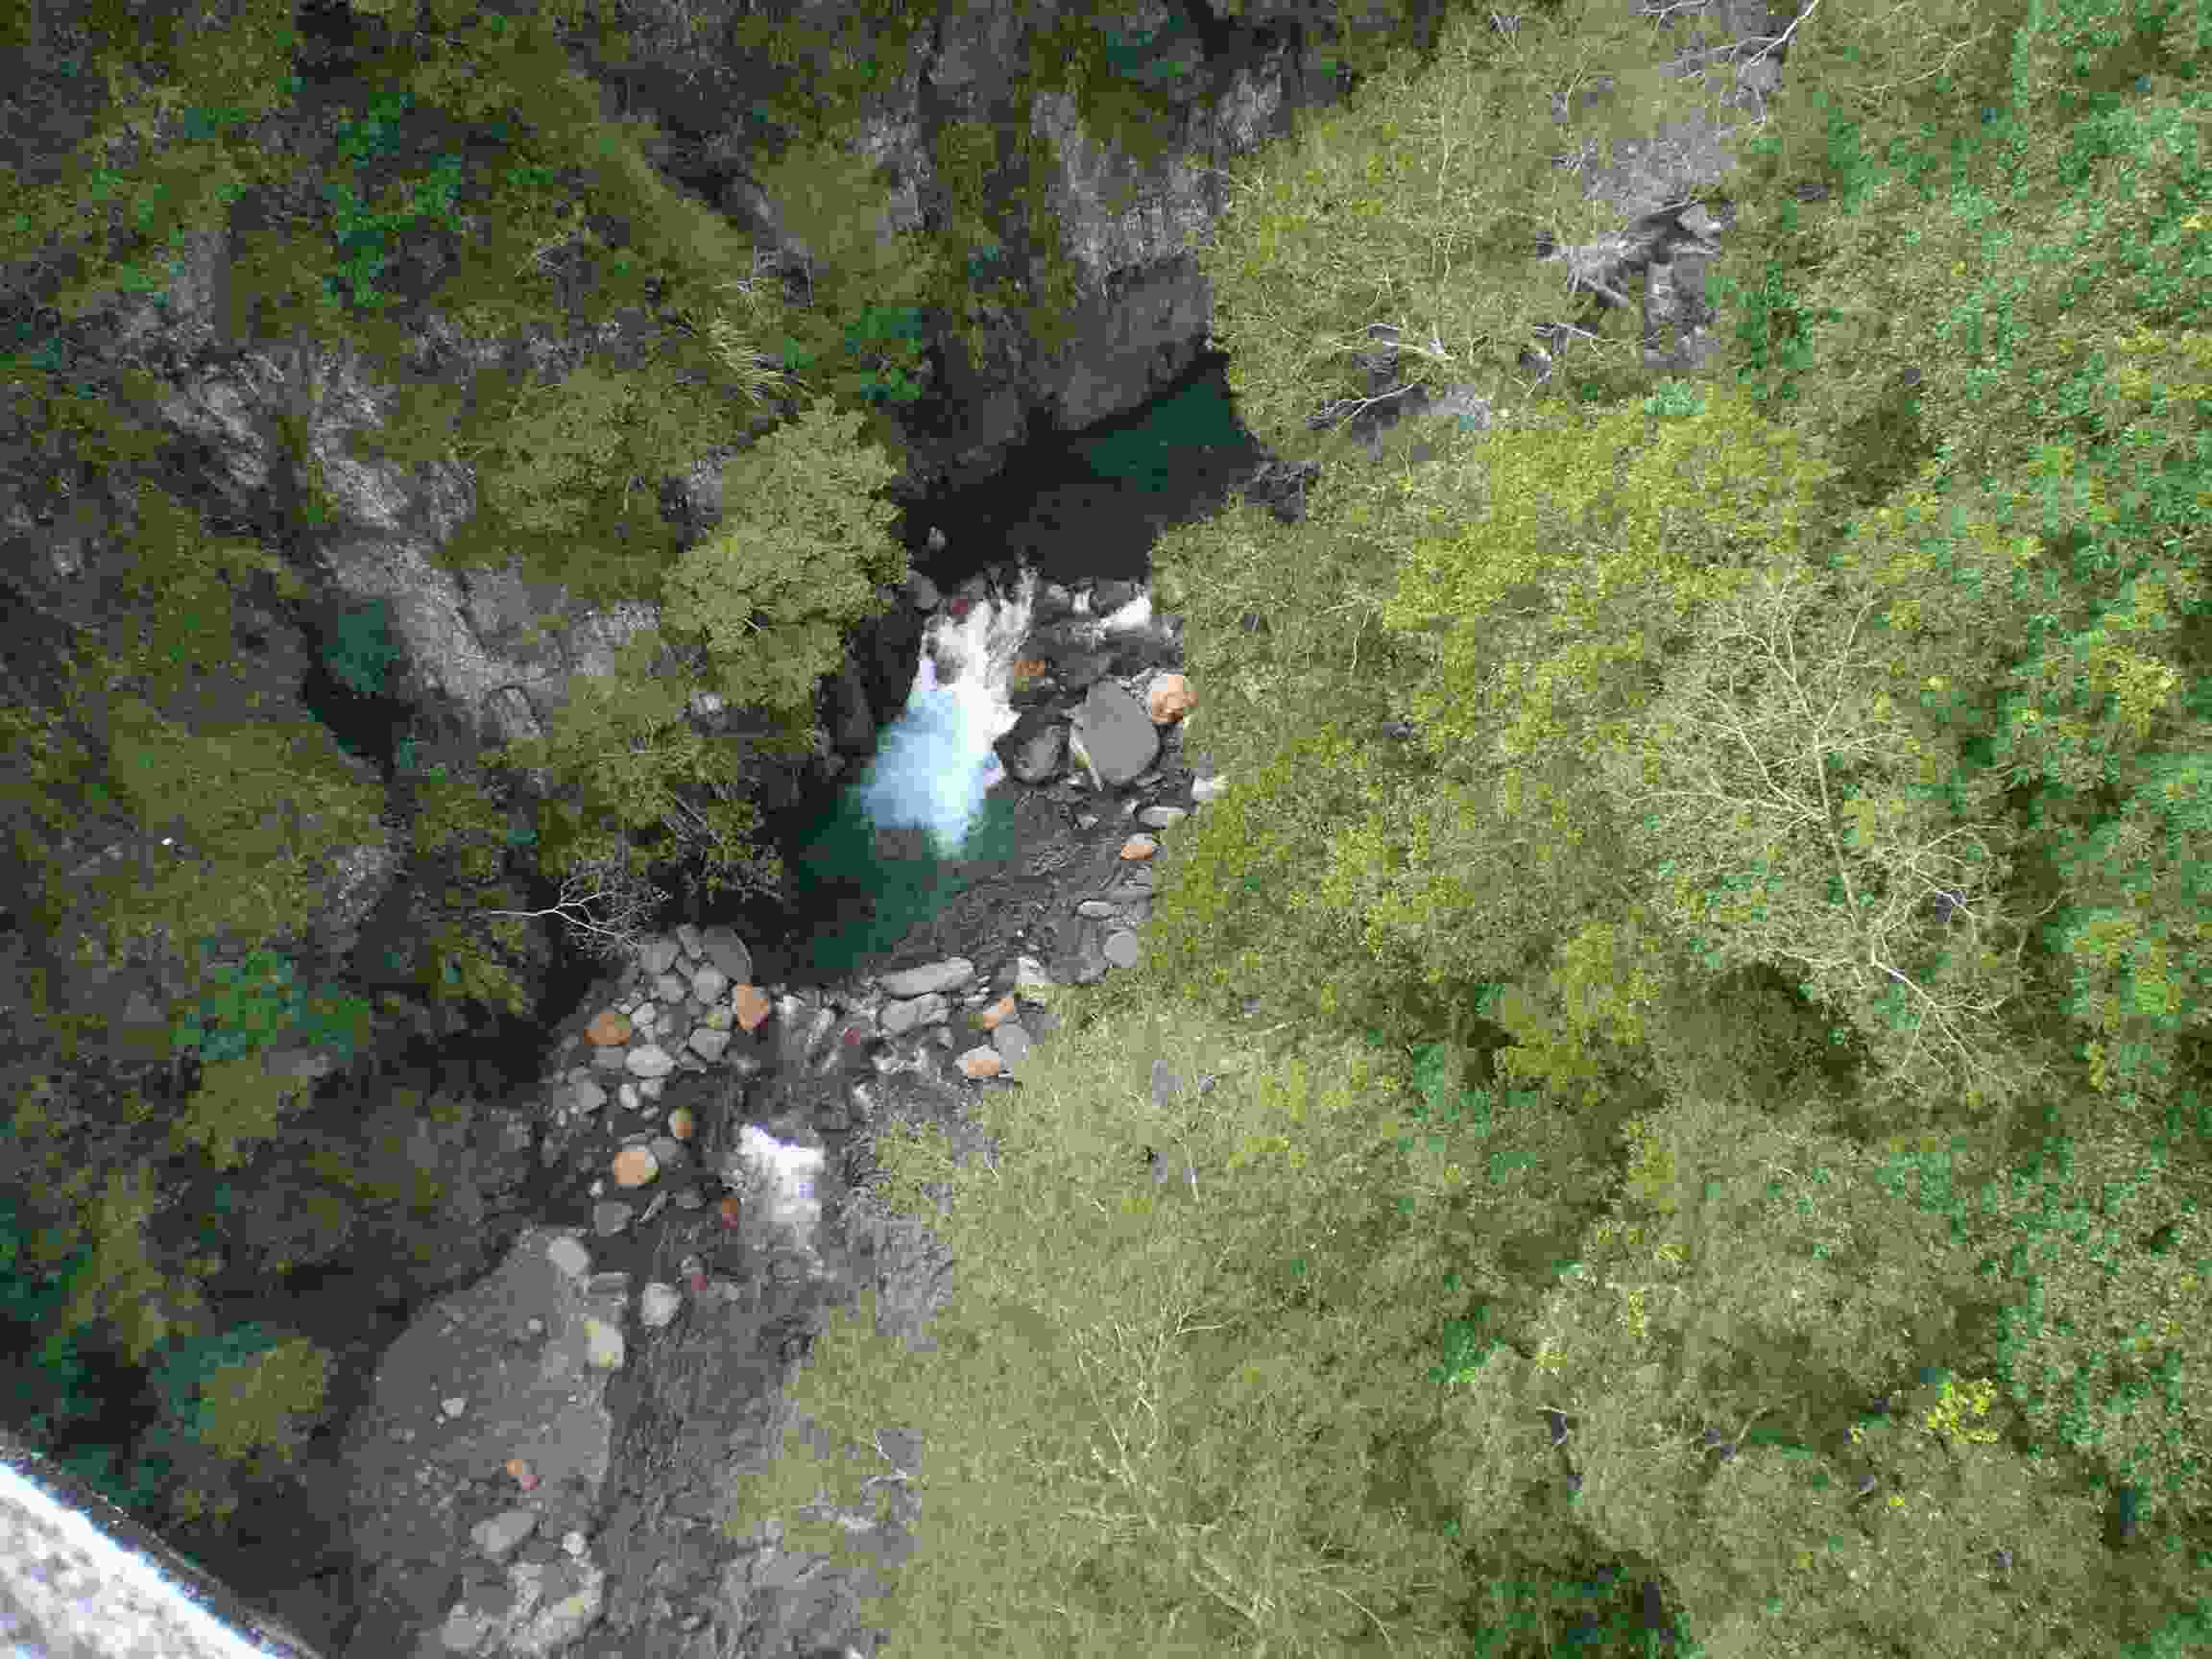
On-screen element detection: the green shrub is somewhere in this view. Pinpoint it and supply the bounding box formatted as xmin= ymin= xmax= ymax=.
xmin=1 ymin=1192 xmax=179 ymax=1515
xmin=50 ymin=1165 xmax=204 ymax=1369
xmin=2121 ymin=1595 xmax=2212 ymax=1658
xmin=307 ymin=91 xmax=474 ymax=315
xmin=149 ymin=1323 xmax=286 ymax=1431
xmin=659 ymin=396 xmax=908 ymax=724
xmin=58 ymin=1438 xmax=177 ymax=1516
xmin=0 ymin=1198 xmax=80 ymax=1330
xmin=331 ymin=90 xmax=414 ymax=167
xmin=1960 ymin=1131 xmax=2212 ymax=1528
xmin=168 ymin=948 xmax=373 ymax=1069
xmin=321 ymin=154 xmax=469 ymax=315
xmin=843 ymin=302 xmax=931 ymax=406
xmin=964 ymin=241 xmax=1010 ymax=285
xmin=1100 ymin=14 xmax=1204 ymax=89
xmin=1 ymin=1193 xmax=97 ymax=1439
xmin=140 ymin=1318 xmax=330 ymax=1526
xmin=386 ymin=755 xmax=544 ymax=1016
xmin=170 ymin=950 xmax=298 ymax=1062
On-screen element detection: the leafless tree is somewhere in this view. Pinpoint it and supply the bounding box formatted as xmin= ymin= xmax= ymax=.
xmin=480 ymin=853 xmax=668 ymax=960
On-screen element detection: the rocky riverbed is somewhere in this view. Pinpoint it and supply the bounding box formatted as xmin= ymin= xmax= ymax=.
xmin=328 ymin=565 xmax=1244 ymax=1659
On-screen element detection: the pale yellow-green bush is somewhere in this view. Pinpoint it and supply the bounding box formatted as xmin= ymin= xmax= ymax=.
xmin=728 ymin=992 xmax=1494 ymax=1658
xmin=1193 ymin=0 xmax=1739 ymax=464
xmin=170 ymin=1056 xmax=313 ymax=1174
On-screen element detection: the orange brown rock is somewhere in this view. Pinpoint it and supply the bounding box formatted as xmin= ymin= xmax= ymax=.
xmin=1146 ymin=673 xmax=1194 ymax=724
xmin=732 ymin=984 xmax=771 ymax=1032
xmin=958 ymin=1047 xmax=1004 ymax=1078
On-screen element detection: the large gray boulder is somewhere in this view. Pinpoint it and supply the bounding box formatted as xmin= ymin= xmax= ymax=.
xmin=1070 ymin=680 xmax=1161 ymax=786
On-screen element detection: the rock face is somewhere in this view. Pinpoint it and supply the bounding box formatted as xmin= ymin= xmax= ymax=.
xmin=1017 ymin=62 xmax=1286 ymax=437
xmin=669 ymin=0 xmax=1334 ymax=490
xmin=60 ymin=0 xmax=1331 ymax=792
xmin=340 ymin=1225 xmax=627 ymax=1659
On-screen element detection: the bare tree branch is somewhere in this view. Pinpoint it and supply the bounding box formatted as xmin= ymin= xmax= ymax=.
xmin=1305 ymin=379 xmax=1427 ymax=433
xmin=1610 ymin=569 xmax=2036 ymax=1102
xmin=480 ymin=854 xmax=668 ymax=960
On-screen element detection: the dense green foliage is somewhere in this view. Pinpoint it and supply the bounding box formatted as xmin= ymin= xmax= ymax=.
xmin=756 ymin=1 xmax=2212 ymax=1653
xmin=320 ymin=94 xmax=470 ymax=314
xmin=1100 ymin=12 xmax=1207 ymax=91
xmin=842 ymin=303 xmax=931 ymax=406
xmin=0 ymin=1195 xmax=172 ymax=1513
xmin=658 ymin=396 xmax=910 ymax=724
xmin=138 ymin=1318 xmax=330 ymax=1526
xmin=168 ymin=947 xmax=374 ymax=1068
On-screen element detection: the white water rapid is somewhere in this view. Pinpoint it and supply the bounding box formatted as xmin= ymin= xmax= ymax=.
xmin=854 ymin=566 xmax=1039 ymax=856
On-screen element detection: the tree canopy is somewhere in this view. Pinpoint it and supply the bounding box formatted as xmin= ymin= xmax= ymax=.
xmin=761 ymin=1 xmax=2212 ymax=1652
